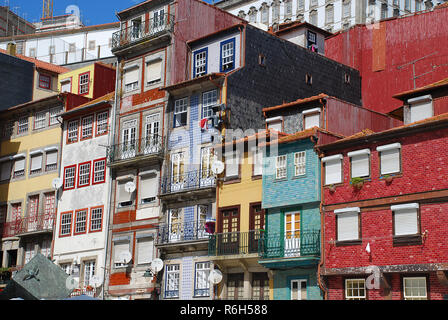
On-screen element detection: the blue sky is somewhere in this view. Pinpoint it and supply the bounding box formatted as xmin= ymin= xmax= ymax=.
xmin=4 ymin=0 xmax=215 ymax=26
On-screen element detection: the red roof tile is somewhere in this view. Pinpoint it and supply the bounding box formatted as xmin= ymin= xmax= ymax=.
xmin=0 ymin=48 xmax=70 ymax=74
xmin=393 ymin=77 xmax=448 ymax=100
xmin=262 ymin=93 xmax=329 ymax=113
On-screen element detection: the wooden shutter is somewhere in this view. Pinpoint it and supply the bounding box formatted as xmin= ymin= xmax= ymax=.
xmin=394 ymin=208 xmax=418 ymax=236
xmin=137 ymin=237 xmax=153 ymax=265
xmin=337 ymin=212 xmax=359 ymax=241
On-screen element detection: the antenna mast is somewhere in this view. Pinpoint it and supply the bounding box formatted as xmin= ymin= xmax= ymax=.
xmin=42 ymin=0 xmax=54 ymax=19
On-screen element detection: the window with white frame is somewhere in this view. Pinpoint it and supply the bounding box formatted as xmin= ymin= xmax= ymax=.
xmin=345 ymin=279 xmax=366 ymax=300
xmin=343 ymin=0 xmax=351 ymax=18
xmin=403 ymin=277 xmax=427 ymax=300
xmin=17 ymin=116 xmax=29 ymax=135
xmin=146 ymin=59 xmax=162 ymax=85
xmin=3 ymin=121 xmax=14 ymax=138
xmin=303 ymin=108 xmax=321 ymax=129
xmin=64 ymin=166 xmax=76 ymax=189
xmin=174 ymin=98 xmax=188 ymax=127
xmin=335 ymin=207 xmax=360 ymax=242
xmin=194 ymin=262 xmax=210 ymax=297
xmin=60 ymin=79 xmax=72 ymax=93
xmin=323 ymin=154 xmax=343 ymax=185
xmin=124 ymin=66 xmax=139 ymax=93
xmin=253 ymin=149 xmax=263 ymax=176
xmin=67 ymin=120 xmax=79 ymax=143
xmin=294 ymin=151 xmax=306 ymax=176
xmin=221 ymin=39 xmax=235 ymax=72
xmin=225 ymin=151 xmax=239 ymax=178
xmin=96 ymin=111 xmax=108 ymax=135
xmin=13 ymin=156 xmax=25 ymax=178
xmin=377 ymin=143 xmax=401 ymax=175
xmin=348 ymin=149 xmax=370 ymax=178
xmin=202 ymin=90 xmax=217 ymax=119
xmin=139 ymin=171 xmax=158 ymax=204
xmin=165 ymin=264 xmax=180 ymax=298
xmin=90 ymin=207 xmax=103 ymax=232
xmin=408 ymin=95 xmax=433 ymax=123
xmin=49 ymin=106 xmax=63 ymax=125
xmin=194 ymin=49 xmax=207 ymax=78
xmin=309 ymin=10 xmax=318 ymax=25
xmin=60 ymin=212 xmax=73 ymax=236
xmin=326 ymin=4 xmax=334 ymax=24
xmin=276 ymin=155 xmax=287 ymax=179
xmin=272 ymin=1 xmax=280 ymax=21
xmin=0 ymin=160 xmax=12 ymax=181
xmin=78 ymin=162 xmax=91 ymax=187
xmin=30 ymin=152 xmax=43 ymax=175
xmin=297 ymin=0 xmax=305 ymax=11
xmin=24 ymin=242 xmax=36 ymax=264
xmin=145 ymin=114 xmax=160 ymax=152
xmin=79 ymin=73 xmax=90 ymax=95
xmin=381 ymin=3 xmax=388 ymax=19
xmin=114 ymin=241 xmax=130 ymax=268
xmin=291 ymin=280 xmax=307 ymax=300
xmin=392 ymin=203 xmax=419 ymax=237
xmin=284 ymin=0 xmax=292 ymax=16
xmin=34 ymin=111 xmax=47 ymax=130
xmin=136 ymin=236 xmax=153 ymax=265
xmin=60 ymin=263 xmax=72 ymax=275
xmin=261 ymin=5 xmax=269 ymax=25
xmin=81 ymin=115 xmax=93 ymax=139
xmin=40 ymin=239 xmax=51 ymax=258
xmin=249 ymin=8 xmax=257 ymax=22
xmin=83 ymin=260 xmax=96 ymax=287
xmin=117 ymin=179 xmax=134 ymax=207
xmin=266 ymin=117 xmax=283 ymax=132
xmin=93 ymin=159 xmax=106 ymax=184
xmin=75 ymin=209 xmax=87 ymax=234
xmin=45 ymin=150 xmax=58 ymax=172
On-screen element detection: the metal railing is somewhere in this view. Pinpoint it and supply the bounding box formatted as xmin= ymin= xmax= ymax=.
xmin=2 ymin=213 xmax=55 ymax=238
xmin=258 ymin=230 xmax=320 ymax=259
xmin=160 ymin=170 xmax=216 ymax=195
xmin=70 ymin=286 xmax=97 ymax=298
xmin=208 ymin=230 xmax=263 ymax=257
xmin=157 ymin=220 xmax=210 ymax=245
xmin=112 ymin=14 xmax=174 ymax=50
xmin=107 ymin=135 xmax=163 ymax=164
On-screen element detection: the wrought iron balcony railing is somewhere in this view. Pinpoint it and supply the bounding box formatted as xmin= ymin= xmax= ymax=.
xmin=70 ymin=286 xmax=97 ymax=298
xmin=157 ymin=220 xmax=211 ymax=245
xmin=160 ymin=170 xmax=216 ymax=195
xmin=258 ymin=230 xmax=320 ymax=259
xmin=107 ymin=135 xmax=163 ymax=165
xmin=2 ymin=213 xmax=55 ymax=238
xmin=208 ymin=230 xmax=263 ymax=257
xmin=112 ymin=14 xmax=174 ymax=50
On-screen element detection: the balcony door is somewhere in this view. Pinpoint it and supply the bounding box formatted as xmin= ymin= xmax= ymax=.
xmin=249 ymin=203 xmax=265 ymax=253
xmin=130 ymin=18 xmax=142 ymax=41
xmin=121 ymin=120 xmax=137 ymax=159
xmin=285 ymin=212 xmax=300 ymax=257
xmin=218 ymin=207 xmax=240 ymax=255
xmin=227 ymin=273 xmax=244 ymax=300
xmin=27 ymin=195 xmax=39 ymax=232
xmin=200 ymin=147 xmax=214 ymax=187
xmin=152 ymin=8 xmax=165 ymax=32
xmin=144 ymin=114 xmax=160 ymax=155
xmin=168 ymin=208 xmax=183 ymax=243
xmin=43 ymin=192 xmax=55 ymax=230
xmin=171 ymin=152 xmax=185 ymax=192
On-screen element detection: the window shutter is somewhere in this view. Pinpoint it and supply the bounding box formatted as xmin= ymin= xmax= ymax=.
xmin=225 ymin=152 xmax=239 ymax=177
xmin=118 ymin=181 xmax=132 ymax=203
xmin=46 ymin=151 xmax=58 ymax=165
xmin=324 ymin=158 xmax=342 ymax=185
xmin=137 ymin=238 xmax=153 ymax=264
xmin=14 ymin=158 xmax=25 ymax=172
xmin=1 ymin=161 xmax=12 ymax=180
xmin=337 ymin=212 xmax=359 ymax=241
xmin=31 ymin=154 xmax=43 ymax=171
xmin=124 ymin=67 xmax=139 ymax=85
xmin=351 ymin=154 xmax=369 ymax=177
xmin=268 ymin=121 xmax=282 ymax=132
xmin=394 ymin=208 xmax=418 ymax=235
xmin=253 ymin=150 xmax=263 ymax=176
xmin=410 ymin=101 xmax=432 ymax=123
xmin=147 ymin=60 xmax=162 ymax=83
xmin=114 ymin=242 xmax=129 ymax=263
xmin=304 ymin=113 xmax=320 ymax=129
xmin=380 ymin=148 xmax=400 ymax=174
xmin=140 ymin=174 xmax=157 ymax=201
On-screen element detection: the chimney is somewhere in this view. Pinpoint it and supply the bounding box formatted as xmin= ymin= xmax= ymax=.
xmin=7 ymin=42 xmax=17 ymax=56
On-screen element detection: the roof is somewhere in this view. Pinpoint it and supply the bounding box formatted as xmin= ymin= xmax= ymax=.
xmin=7 ymin=93 xmax=62 ymax=111
xmin=0 ymin=49 xmax=70 ymax=74
xmin=436 ymin=2 xmax=448 ymax=9
xmin=162 ymin=73 xmax=226 ymax=91
xmin=217 ymin=129 xmax=289 ymax=149
xmin=261 ymin=127 xmax=344 ymax=147
xmin=187 ymin=23 xmax=246 ymax=47
xmin=393 ymin=77 xmax=448 ymax=100
xmin=262 ymin=93 xmax=329 ymax=113
xmin=270 ymin=21 xmax=333 ymax=38
xmin=61 ymin=91 xmax=115 ymax=116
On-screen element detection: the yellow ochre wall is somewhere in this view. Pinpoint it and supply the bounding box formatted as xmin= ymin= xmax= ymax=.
xmin=58 ymin=64 xmax=95 ymax=99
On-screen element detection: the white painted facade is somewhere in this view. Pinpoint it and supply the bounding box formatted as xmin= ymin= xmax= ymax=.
xmin=52 ymin=104 xmax=112 ymax=297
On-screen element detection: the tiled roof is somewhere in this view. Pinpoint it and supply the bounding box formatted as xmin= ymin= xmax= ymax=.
xmin=162 ymin=73 xmax=226 ymax=91
xmin=393 ymin=77 xmax=448 ymax=100
xmin=62 ymin=91 xmax=115 ymax=115
xmin=0 ymin=48 xmax=70 ymax=74
xmin=217 ymin=129 xmax=289 ymax=148
xmin=261 ymin=127 xmax=344 ymax=147
xmin=262 ymin=94 xmax=329 ymax=113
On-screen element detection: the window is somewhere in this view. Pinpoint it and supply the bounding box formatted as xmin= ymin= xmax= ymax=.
xmin=225 ymin=151 xmax=239 ymax=178
xmin=284 ymin=0 xmax=292 ymax=17
xmin=60 ymin=79 xmax=72 ymax=93
xmin=146 ymin=59 xmax=162 ymax=85
xmin=153 ymin=8 xmax=166 ymax=29
xmin=348 ymin=149 xmax=370 ymax=178
xmin=276 ymin=155 xmax=287 ymax=179
xmin=93 ymin=159 xmax=106 ymax=184
xmin=113 ymin=241 xmax=130 ymax=268
xmin=139 ymin=171 xmax=158 ymax=204
xmin=326 ymin=5 xmax=334 ymax=24
xmin=227 ymin=273 xmax=244 ymax=300
xmin=297 ymin=0 xmax=305 ymax=11
xmin=83 ymin=260 xmax=96 ymax=287
xmin=81 ymin=116 xmax=93 ymax=139
xmin=193 ymin=48 xmax=207 ymax=78
xmin=30 ymin=152 xmax=43 ymax=175
xmin=17 ymin=116 xmax=29 ymax=135
xmin=39 ymin=74 xmax=51 ymax=90
xmin=416 ymin=0 xmax=422 ymax=11
xmin=294 ymin=152 xmax=306 ymax=176
xmin=74 ymin=209 xmax=88 ymax=234
xmin=261 ymin=5 xmax=269 ymax=25
xmin=202 ymin=90 xmax=218 ymax=119
xmin=144 ymin=114 xmax=160 ymax=153
xmin=252 ymin=273 xmax=269 ymax=300
xmin=408 ymin=95 xmax=433 ymax=123
xmin=291 ymin=280 xmax=307 ymax=300
xmin=253 ymin=149 xmax=263 ymax=176
xmin=29 ymin=48 xmax=36 ymax=58
xmin=392 ymin=203 xmax=419 ymax=237
xmin=40 ymin=239 xmax=51 ymax=258
xmin=309 ymin=10 xmax=318 ymax=25
xmin=69 ymin=43 xmax=76 ymax=53
xmin=220 ymin=39 xmax=235 ymax=72
xmin=67 ymin=120 xmax=79 ymax=143
xmin=335 ymin=207 xmax=360 ymax=242
xmin=403 ymin=277 xmax=427 ymax=300
xmin=79 ymin=73 xmax=90 ymax=95
xmin=60 ymin=263 xmax=72 ymax=275
xmin=63 ymin=165 xmax=76 ymax=190
xmin=266 ymin=117 xmax=283 ymax=132
xmin=303 ymin=108 xmax=320 ymax=129
xmin=0 ymin=205 xmax=6 ymax=224
xmin=3 ymin=121 xmax=14 ymax=138
xmin=88 ymin=40 xmax=96 ymax=51
xmin=60 ymin=212 xmax=73 ymax=236
xmin=45 ymin=150 xmax=58 ymax=172
xmin=249 ymin=8 xmax=257 ymax=22
xmin=124 ymin=66 xmax=139 ymax=93
xmin=194 ymin=262 xmax=210 ymax=297
xmin=165 ymin=264 xmax=180 ymax=298
xmin=96 ymin=111 xmax=108 ymax=136
xmin=405 ymin=0 xmax=411 ymax=11
xmin=345 ymin=279 xmax=366 ymax=300
xmin=24 ymin=243 xmax=36 ymax=264
xmin=90 ymin=207 xmax=103 ymax=232
xmin=44 ymin=192 xmax=55 ymax=216
xmin=0 ymin=160 xmax=12 ymax=181
xmin=174 ymin=98 xmax=188 ymax=127
xmin=78 ymin=162 xmax=91 ymax=187
xmin=13 ymin=157 xmax=25 ymax=178
xmin=381 ymin=3 xmax=388 ymax=19
xmin=49 ymin=106 xmax=63 ymax=125
xmin=343 ymin=0 xmax=351 ymax=18
xmin=200 ymin=147 xmax=213 ymax=180
xmin=136 ymin=237 xmax=153 ymax=265
xmin=117 ymin=179 xmax=134 ymax=207
xmin=323 ymin=154 xmax=343 ymax=185
xmin=377 ymin=143 xmax=401 ymax=175
xmin=34 ymin=111 xmax=47 ymax=129
xmin=272 ymin=1 xmax=280 ymax=22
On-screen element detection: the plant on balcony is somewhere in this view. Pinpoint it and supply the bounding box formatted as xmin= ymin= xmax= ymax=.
xmin=383 ymin=174 xmax=394 ymax=184
xmin=350 ymin=177 xmax=364 ymax=190
xmin=86 ymin=285 xmax=94 ymax=291
xmin=328 ymin=184 xmax=336 ymax=193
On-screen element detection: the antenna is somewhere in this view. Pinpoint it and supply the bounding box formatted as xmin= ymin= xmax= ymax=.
xmin=42 ymin=0 xmax=54 ymax=20
xmin=397 ymin=52 xmax=439 ymax=89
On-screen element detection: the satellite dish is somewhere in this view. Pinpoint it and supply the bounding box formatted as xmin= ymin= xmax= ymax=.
xmin=52 ymin=178 xmax=63 ymax=190
xmin=211 ymin=160 xmax=225 ymax=175
xmin=208 ymin=269 xmax=223 ymax=284
xmin=125 ymin=181 xmax=136 ymax=193
xmin=151 ymin=258 xmax=164 ymax=273
xmin=119 ymin=251 xmax=132 ymax=264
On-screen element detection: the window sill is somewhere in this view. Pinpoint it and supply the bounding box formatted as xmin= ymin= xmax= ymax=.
xmin=251 ymin=175 xmax=262 ymax=181
xmin=393 ymin=235 xmax=422 ymax=247
xmin=335 ymin=239 xmax=362 ymax=247
xmin=223 ymin=177 xmax=241 ymax=185
xmin=274 ymin=177 xmax=288 ymax=182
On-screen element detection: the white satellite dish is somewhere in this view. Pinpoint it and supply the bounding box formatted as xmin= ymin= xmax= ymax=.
xmin=211 ymin=160 xmax=225 ymax=175
xmin=125 ymin=181 xmax=136 ymax=193
xmin=119 ymin=251 xmax=132 ymax=264
xmin=52 ymin=178 xmax=63 ymax=190
xmin=208 ymin=269 xmax=223 ymax=284
xmin=151 ymin=258 xmax=164 ymax=273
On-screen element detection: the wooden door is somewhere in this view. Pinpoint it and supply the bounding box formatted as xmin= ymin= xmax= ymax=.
xmin=249 ymin=203 xmax=265 ymax=253
xmin=218 ymin=207 xmax=240 ymax=255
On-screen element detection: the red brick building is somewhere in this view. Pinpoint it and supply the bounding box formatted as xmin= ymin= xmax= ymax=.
xmin=316 ymin=79 xmax=448 ymax=300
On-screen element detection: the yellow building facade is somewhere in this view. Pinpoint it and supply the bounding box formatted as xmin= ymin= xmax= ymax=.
xmin=58 ymin=64 xmax=96 ymax=98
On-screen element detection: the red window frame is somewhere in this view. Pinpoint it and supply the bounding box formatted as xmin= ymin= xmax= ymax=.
xmin=39 ymin=74 xmax=51 ymax=90
xmin=63 ymin=165 xmax=77 ymax=190
xmin=81 ymin=115 xmax=94 ymax=140
xmin=92 ymin=158 xmax=106 ymax=185
xmin=67 ymin=119 xmax=79 ymax=144
xmin=77 ymin=161 xmax=91 ymax=188
xmin=74 ymin=208 xmax=88 ymax=235
xmin=59 ymin=211 xmax=73 ymax=237
xmin=95 ymin=110 xmax=109 ymax=137
xmin=78 ymin=72 xmax=90 ymax=96
xmin=89 ymin=205 xmax=104 ymax=233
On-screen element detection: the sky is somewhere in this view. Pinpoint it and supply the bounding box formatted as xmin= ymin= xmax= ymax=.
xmin=3 ymin=0 xmax=215 ymax=26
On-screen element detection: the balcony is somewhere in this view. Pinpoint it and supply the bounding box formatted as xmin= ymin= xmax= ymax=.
xmin=107 ymin=135 xmax=163 ymax=168
xmin=208 ymin=230 xmax=263 ymax=257
xmin=160 ymin=170 xmax=216 ymax=202
xmin=69 ymin=286 xmax=97 ymax=298
xmin=2 ymin=213 xmax=55 ymax=238
xmin=258 ymin=230 xmax=320 ymax=268
xmin=156 ymin=221 xmax=211 ymax=252
xmin=112 ymin=14 xmax=174 ymax=54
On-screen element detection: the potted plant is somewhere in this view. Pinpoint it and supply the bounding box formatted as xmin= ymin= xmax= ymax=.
xmin=350 ymin=177 xmax=364 ymax=190
xmin=328 ymin=184 xmax=336 ymax=193
xmin=383 ymin=174 xmax=393 ymax=184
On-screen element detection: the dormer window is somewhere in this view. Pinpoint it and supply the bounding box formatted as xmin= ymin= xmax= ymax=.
xmin=194 ymin=48 xmax=208 ymax=78
xmin=220 ymin=38 xmax=235 ymax=72
xmin=303 ymin=108 xmax=320 ymax=129
xmin=266 ymin=116 xmax=283 ymax=132
xmin=408 ymin=95 xmax=433 ymax=124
